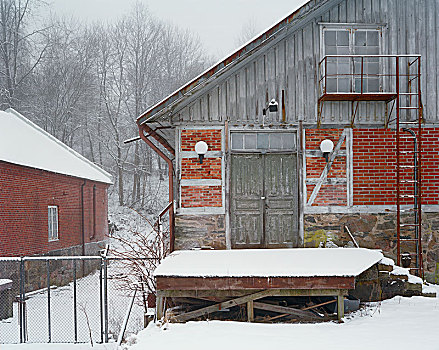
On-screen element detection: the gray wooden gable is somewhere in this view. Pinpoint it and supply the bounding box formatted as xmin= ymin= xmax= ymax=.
xmin=143 ymin=0 xmax=439 ymax=131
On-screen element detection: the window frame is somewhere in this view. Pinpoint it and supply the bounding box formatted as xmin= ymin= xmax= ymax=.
xmin=320 ymin=23 xmax=386 ymax=93
xmin=48 ymin=205 xmax=59 ymax=242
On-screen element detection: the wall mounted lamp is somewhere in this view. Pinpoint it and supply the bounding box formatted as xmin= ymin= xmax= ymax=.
xmin=320 ymin=139 xmax=334 ymax=162
xmin=195 ymin=141 xmax=208 ymax=164
xmin=262 ymin=99 xmax=279 ymax=115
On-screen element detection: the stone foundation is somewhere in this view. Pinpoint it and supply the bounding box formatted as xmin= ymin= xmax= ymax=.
xmin=304 ymin=212 xmax=439 ymax=276
xmin=175 ymin=214 xmax=226 ymax=250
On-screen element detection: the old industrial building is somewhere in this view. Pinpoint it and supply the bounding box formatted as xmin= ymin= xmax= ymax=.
xmin=136 ymin=0 xmax=439 ymax=279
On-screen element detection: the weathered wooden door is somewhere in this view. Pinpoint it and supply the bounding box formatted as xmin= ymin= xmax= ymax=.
xmin=231 ymin=153 xmax=298 ymax=248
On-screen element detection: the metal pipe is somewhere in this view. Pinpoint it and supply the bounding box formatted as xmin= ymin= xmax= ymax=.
xmin=80 ymin=180 xmax=87 ymax=257
xmin=90 ymin=185 xmax=96 ymax=240
xmin=117 ymin=287 xmax=137 ymax=346
xmin=47 ymin=260 xmax=51 ymax=343
xmin=417 ymin=58 xmax=424 ymax=279
xmin=138 ymin=124 xmax=175 ymax=252
xmin=73 ymin=259 xmax=78 ymax=343
xmin=396 ymin=56 xmax=401 ymax=266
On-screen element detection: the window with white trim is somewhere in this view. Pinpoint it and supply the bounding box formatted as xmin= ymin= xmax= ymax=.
xmin=322 ymin=25 xmax=382 ymax=93
xmin=48 ymin=206 xmax=59 ymax=241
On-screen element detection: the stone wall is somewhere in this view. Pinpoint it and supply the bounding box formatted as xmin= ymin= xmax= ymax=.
xmin=175 ymin=214 xmax=226 ymax=250
xmin=304 ymin=212 xmax=439 ymax=278
xmin=0 ymin=240 xmax=106 ymax=295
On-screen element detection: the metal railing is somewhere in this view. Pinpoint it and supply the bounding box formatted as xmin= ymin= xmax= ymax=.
xmin=318 ymin=54 xmax=421 ymax=97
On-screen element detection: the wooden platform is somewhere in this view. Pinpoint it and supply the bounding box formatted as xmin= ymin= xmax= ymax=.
xmin=155 ymin=248 xmax=383 ymax=322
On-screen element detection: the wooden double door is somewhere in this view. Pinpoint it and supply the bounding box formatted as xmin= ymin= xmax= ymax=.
xmin=231 ymin=153 xmax=299 ymax=248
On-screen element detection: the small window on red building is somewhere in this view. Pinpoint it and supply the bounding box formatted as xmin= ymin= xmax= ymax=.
xmin=48 ymin=206 xmax=59 ymax=241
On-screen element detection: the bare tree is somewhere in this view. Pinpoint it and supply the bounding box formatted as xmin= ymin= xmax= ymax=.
xmin=234 ymin=17 xmax=261 ymax=48
xmin=0 ymin=0 xmax=48 ymax=109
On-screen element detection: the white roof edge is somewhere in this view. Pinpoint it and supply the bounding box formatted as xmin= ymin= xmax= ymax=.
xmin=4 ymin=108 xmax=113 ymax=184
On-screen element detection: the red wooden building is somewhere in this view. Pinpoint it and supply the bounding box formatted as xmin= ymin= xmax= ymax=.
xmin=0 ymin=108 xmax=112 ymax=257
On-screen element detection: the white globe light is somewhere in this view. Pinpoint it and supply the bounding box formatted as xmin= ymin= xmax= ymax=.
xmin=320 ymin=139 xmax=334 ymax=153
xmin=195 ymin=141 xmax=208 ymax=155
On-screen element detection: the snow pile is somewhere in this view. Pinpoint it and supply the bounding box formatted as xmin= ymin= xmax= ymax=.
xmin=379 ymin=257 xmax=395 ymax=266
xmin=128 ymin=292 xmax=439 ymax=350
xmin=0 ymin=108 xmax=112 ymax=184
xmin=154 ymin=248 xmax=383 ymax=278
xmin=390 ymin=266 xmax=423 ymax=284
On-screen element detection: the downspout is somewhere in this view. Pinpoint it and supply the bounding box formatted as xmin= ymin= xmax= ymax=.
xmin=81 ymin=180 xmax=87 ymax=256
xmin=90 ymin=184 xmax=96 ymax=240
xmin=138 ymin=124 xmax=175 ymax=252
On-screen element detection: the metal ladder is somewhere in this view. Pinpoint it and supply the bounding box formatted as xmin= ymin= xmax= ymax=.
xmin=395 ymin=56 xmax=423 ymax=278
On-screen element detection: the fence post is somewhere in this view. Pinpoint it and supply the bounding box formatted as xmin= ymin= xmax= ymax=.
xmin=73 ymin=259 xmax=78 ymax=343
xmin=99 ymin=256 xmax=104 ymax=344
xmin=104 ymin=256 xmax=108 ymax=343
xmin=19 ymin=258 xmax=25 ymax=343
xmin=47 ymin=260 xmax=51 ymax=343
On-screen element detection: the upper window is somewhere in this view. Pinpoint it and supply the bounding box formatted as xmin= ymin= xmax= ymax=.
xmin=48 ymin=206 xmax=59 ymax=241
xmin=322 ymin=25 xmax=381 ymax=93
xmin=231 ymin=132 xmax=296 ymax=152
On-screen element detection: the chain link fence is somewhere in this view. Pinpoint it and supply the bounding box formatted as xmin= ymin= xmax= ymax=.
xmin=0 ymin=256 xmax=154 ymax=345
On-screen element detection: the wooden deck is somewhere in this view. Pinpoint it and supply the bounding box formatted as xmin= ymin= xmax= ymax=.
xmin=155 ymin=248 xmax=383 ymax=322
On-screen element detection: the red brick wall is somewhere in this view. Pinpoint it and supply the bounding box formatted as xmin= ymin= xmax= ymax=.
xmin=181 ymin=158 xmax=222 ymax=179
xmin=353 ymin=128 xmax=439 ymax=205
xmin=306 ymin=129 xmax=347 ymax=205
xmin=181 ymin=186 xmax=222 ymax=207
xmin=180 ymin=129 xmax=223 ymax=208
xmin=181 ymin=129 xmax=222 ymax=151
xmin=0 ymin=161 xmax=109 ymax=257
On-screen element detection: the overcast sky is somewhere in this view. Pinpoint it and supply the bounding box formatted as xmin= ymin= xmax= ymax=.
xmin=49 ymin=0 xmax=307 ymax=59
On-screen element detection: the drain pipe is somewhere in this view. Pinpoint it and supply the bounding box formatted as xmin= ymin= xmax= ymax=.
xmin=80 ymin=180 xmax=87 ymax=257
xmin=138 ymin=124 xmax=175 ymax=252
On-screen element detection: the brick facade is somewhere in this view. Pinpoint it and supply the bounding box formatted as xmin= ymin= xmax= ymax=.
xmin=0 ymin=161 xmax=109 ymax=257
xmin=353 ymin=128 xmax=439 ymax=206
xmin=179 ymin=129 xmax=223 ymax=208
xmin=305 ymin=129 xmax=347 ymax=206
xmin=305 ymin=127 xmax=439 ymax=207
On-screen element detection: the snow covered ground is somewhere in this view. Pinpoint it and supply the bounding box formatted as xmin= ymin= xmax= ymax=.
xmin=3 ymin=285 xmax=438 ymax=350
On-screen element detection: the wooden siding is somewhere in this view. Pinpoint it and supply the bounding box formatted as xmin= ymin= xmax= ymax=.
xmin=169 ymin=0 xmax=439 ymax=126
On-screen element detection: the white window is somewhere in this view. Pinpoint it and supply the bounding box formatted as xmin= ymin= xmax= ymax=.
xmin=322 ymin=25 xmax=382 ymax=93
xmin=48 ymin=206 xmax=59 ymax=241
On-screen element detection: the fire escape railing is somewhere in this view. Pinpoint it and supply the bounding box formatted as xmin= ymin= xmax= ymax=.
xmin=317 ymin=54 xmax=424 ymax=277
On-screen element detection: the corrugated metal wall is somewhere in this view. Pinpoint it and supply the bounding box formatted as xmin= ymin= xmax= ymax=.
xmin=171 ymin=0 xmax=438 ymax=126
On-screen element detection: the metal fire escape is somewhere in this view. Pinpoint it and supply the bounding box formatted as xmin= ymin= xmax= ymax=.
xmin=318 ymin=55 xmax=424 ymax=277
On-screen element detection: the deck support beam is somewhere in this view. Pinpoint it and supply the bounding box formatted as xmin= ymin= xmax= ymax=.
xmin=337 ymin=293 xmax=344 ymax=321
xmin=247 ymin=300 xmax=254 ymax=322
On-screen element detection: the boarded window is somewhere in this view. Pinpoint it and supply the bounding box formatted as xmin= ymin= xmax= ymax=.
xmin=48 ymin=206 xmax=59 ymax=241
xmin=231 ymin=132 xmax=296 ymax=151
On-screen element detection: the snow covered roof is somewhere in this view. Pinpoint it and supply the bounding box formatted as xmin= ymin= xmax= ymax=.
xmin=0 ymin=108 xmax=112 ymax=184
xmin=154 ymin=248 xmax=384 ymax=278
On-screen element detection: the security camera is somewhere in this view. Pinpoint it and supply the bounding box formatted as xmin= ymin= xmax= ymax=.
xmin=268 ymin=99 xmax=278 ymax=112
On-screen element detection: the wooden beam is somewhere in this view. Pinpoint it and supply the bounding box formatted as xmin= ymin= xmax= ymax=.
xmin=156 ymin=276 xmax=355 ymax=291
xmin=307 ymin=130 xmax=347 ymax=206
xmin=247 ymin=300 xmax=254 ymax=322
xmin=253 ymin=302 xmax=322 ymax=320
xmin=159 ymin=289 xmax=349 ymax=298
xmin=337 ymin=293 xmax=345 ymax=321
xmin=173 ymin=289 xmax=278 ymax=322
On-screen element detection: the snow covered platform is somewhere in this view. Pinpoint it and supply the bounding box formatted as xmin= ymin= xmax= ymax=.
xmin=155 ymin=248 xmax=383 ymax=322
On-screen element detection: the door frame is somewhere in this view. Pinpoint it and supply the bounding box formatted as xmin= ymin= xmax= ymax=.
xmin=227 ymin=128 xmax=301 ymax=249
